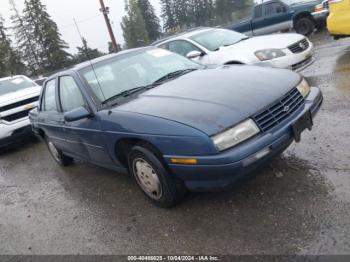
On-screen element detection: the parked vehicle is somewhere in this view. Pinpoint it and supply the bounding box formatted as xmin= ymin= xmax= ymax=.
xmin=30 ymin=47 xmax=323 ymax=208
xmin=312 ymin=0 xmax=329 ymax=22
xmin=327 ymin=0 xmax=350 ymax=39
xmin=33 ymin=77 xmax=47 ymax=87
xmin=0 ymin=76 xmax=41 ymax=147
xmin=154 ymin=28 xmax=314 ymax=72
xmin=228 ymin=0 xmax=327 ymax=36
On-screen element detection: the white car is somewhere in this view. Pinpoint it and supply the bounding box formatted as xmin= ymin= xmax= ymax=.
xmin=0 ymin=75 xmax=41 ymax=147
xmin=153 ymin=28 xmax=314 ymax=72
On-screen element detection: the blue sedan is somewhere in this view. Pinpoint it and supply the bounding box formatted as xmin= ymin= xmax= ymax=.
xmin=29 ymin=47 xmax=323 ymax=208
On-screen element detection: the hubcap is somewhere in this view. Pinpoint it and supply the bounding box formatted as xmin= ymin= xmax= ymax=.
xmin=133 ymin=158 xmax=163 ymax=200
xmin=48 ymin=141 xmax=60 ymax=162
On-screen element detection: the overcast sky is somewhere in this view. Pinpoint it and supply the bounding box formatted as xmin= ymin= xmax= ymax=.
xmin=0 ymin=0 xmax=161 ymax=53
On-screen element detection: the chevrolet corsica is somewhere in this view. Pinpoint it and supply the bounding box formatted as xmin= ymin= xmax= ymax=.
xmin=29 ymin=47 xmax=323 ymax=208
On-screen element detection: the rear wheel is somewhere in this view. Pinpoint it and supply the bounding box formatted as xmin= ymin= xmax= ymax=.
xmin=45 ymin=136 xmax=73 ymax=166
xmin=128 ymin=145 xmax=187 ymax=208
xmin=295 ymin=18 xmax=315 ymax=36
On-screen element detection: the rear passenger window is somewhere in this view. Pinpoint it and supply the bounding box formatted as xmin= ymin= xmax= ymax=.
xmin=254 ymin=5 xmax=263 ymax=18
xmin=59 ymin=76 xmax=85 ymax=112
xmin=265 ymin=3 xmax=284 ymax=16
xmin=42 ymin=79 xmax=58 ymax=112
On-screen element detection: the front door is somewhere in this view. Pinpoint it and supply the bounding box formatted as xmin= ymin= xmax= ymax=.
xmin=259 ymin=1 xmax=292 ymax=35
xmin=57 ymin=75 xmax=112 ymax=165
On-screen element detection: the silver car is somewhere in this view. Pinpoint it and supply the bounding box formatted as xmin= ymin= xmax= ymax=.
xmin=153 ymin=28 xmax=314 ymax=72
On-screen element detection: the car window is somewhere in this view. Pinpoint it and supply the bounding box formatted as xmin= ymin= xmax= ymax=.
xmin=254 ymin=5 xmax=263 ymax=18
xmin=158 ymin=43 xmax=169 ymax=50
xmin=265 ymin=2 xmax=285 ymax=16
xmin=168 ymin=40 xmax=201 ymax=57
xmin=42 ymin=79 xmax=58 ymax=112
xmin=59 ymin=76 xmax=85 ymax=112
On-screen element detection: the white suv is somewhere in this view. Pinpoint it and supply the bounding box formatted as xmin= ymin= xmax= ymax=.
xmin=0 ymin=75 xmax=41 ymax=147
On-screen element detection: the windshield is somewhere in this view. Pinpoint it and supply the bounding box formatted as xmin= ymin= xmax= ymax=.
xmin=80 ymin=49 xmax=202 ymax=103
xmin=281 ymin=0 xmax=319 ymax=5
xmin=0 ymin=76 xmax=36 ymax=96
xmin=190 ymin=29 xmax=247 ymax=51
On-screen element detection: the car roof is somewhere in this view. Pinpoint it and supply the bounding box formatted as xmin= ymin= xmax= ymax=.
xmin=152 ymin=27 xmax=214 ymax=46
xmin=47 ymin=46 xmax=154 ymax=80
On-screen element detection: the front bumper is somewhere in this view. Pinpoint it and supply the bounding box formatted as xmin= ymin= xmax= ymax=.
xmin=252 ymin=43 xmax=315 ymax=72
xmin=0 ymin=118 xmax=33 ymax=147
xmin=165 ymin=87 xmax=323 ymax=192
xmin=312 ymin=10 xmax=329 ymax=22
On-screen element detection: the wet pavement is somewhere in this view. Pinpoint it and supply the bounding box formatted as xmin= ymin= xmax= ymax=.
xmin=0 ymin=32 xmax=350 ymax=255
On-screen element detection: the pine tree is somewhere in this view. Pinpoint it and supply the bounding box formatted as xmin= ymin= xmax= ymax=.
xmin=137 ymin=0 xmax=162 ymax=41
xmin=160 ymin=0 xmax=176 ymax=32
xmin=73 ymin=38 xmax=105 ymax=64
xmin=11 ymin=0 xmax=71 ymax=75
xmin=121 ymin=0 xmax=150 ymax=48
xmin=0 ymin=15 xmax=25 ymax=77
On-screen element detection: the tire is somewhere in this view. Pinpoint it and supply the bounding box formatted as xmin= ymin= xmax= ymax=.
xmin=295 ymin=18 xmax=315 ymax=36
xmin=128 ymin=145 xmax=187 ymax=208
xmin=45 ymin=136 xmax=74 ymax=166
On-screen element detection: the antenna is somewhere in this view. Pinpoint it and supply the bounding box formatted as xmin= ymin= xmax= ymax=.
xmin=73 ymin=18 xmax=106 ymax=101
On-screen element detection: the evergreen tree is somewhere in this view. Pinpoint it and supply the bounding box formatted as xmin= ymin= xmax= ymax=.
xmin=11 ymin=0 xmax=71 ymax=75
xmin=137 ymin=0 xmax=162 ymax=41
xmin=73 ymin=38 xmax=105 ymax=64
xmin=0 ymin=15 xmax=25 ymax=77
xmin=160 ymin=0 xmax=176 ymax=32
xmin=121 ymin=0 xmax=149 ymax=48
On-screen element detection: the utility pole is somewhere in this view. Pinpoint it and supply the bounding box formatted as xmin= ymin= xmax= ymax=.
xmin=99 ymin=0 xmax=119 ymax=52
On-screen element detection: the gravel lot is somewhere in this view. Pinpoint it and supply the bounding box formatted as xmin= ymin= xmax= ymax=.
xmin=0 ymin=31 xmax=350 ymax=255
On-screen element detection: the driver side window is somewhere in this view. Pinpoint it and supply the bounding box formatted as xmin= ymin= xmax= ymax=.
xmin=168 ymin=40 xmax=201 ymax=57
xmin=59 ymin=76 xmax=85 ymax=112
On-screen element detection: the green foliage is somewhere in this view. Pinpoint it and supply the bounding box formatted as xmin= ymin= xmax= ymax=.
xmin=11 ymin=0 xmax=71 ymax=75
xmin=137 ymin=0 xmax=162 ymax=41
xmin=72 ymin=38 xmax=105 ymax=64
xmin=0 ymin=15 xmax=26 ymax=78
xmin=121 ymin=0 xmax=150 ymax=48
xmin=160 ymin=0 xmax=255 ymax=32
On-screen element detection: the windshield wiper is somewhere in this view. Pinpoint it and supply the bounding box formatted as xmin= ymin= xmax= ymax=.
xmin=102 ymin=86 xmax=149 ymax=105
xmin=152 ymin=69 xmax=198 ymax=85
xmin=101 ymin=69 xmax=198 ymax=105
xmin=214 ymin=37 xmax=249 ymax=51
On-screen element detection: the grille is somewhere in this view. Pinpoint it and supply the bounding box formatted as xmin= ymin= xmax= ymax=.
xmin=288 ymin=39 xmax=309 ymax=54
xmin=0 ymin=96 xmax=39 ymax=113
xmin=2 ymin=109 xmax=32 ymax=122
xmin=253 ymin=88 xmax=305 ymax=132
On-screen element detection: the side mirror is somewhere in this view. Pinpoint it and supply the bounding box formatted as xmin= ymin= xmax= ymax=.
xmin=64 ymin=106 xmax=91 ymax=122
xmin=186 ymin=50 xmax=203 ymax=60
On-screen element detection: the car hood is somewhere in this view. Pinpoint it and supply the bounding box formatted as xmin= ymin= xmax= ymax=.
xmin=220 ymin=33 xmax=305 ymax=53
xmin=0 ymin=86 xmax=41 ymax=107
xmin=115 ymin=66 xmax=301 ymax=136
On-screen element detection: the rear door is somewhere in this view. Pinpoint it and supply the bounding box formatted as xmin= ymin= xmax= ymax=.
xmin=257 ymin=1 xmax=292 ymax=35
xmin=38 ymin=78 xmax=66 ymax=150
xmin=251 ymin=5 xmax=265 ymax=35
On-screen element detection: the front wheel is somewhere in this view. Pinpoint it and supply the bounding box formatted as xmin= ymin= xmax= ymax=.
xmin=128 ymin=145 xmax=187 ymax=208
xmin=45 ymin=136 xmax=74 ymax=166
xmin=295 ymin=18 xmax=315 ymax=36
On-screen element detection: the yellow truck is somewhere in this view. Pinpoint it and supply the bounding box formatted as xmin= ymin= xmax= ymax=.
xmin=327 ymin=0 xmax=350 ymax=38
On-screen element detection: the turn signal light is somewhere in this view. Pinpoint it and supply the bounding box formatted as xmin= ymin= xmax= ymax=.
xmin=170 ymin=158 xmax=198 ymax=165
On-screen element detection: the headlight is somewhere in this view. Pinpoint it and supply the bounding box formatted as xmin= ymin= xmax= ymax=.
xmin=297 ymin=78 xmax=311 ymax=98
xmin=212 ymin=119 xmax=260 ymax=152
xmin=255 ymin=49 xmax=286 ymax=61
